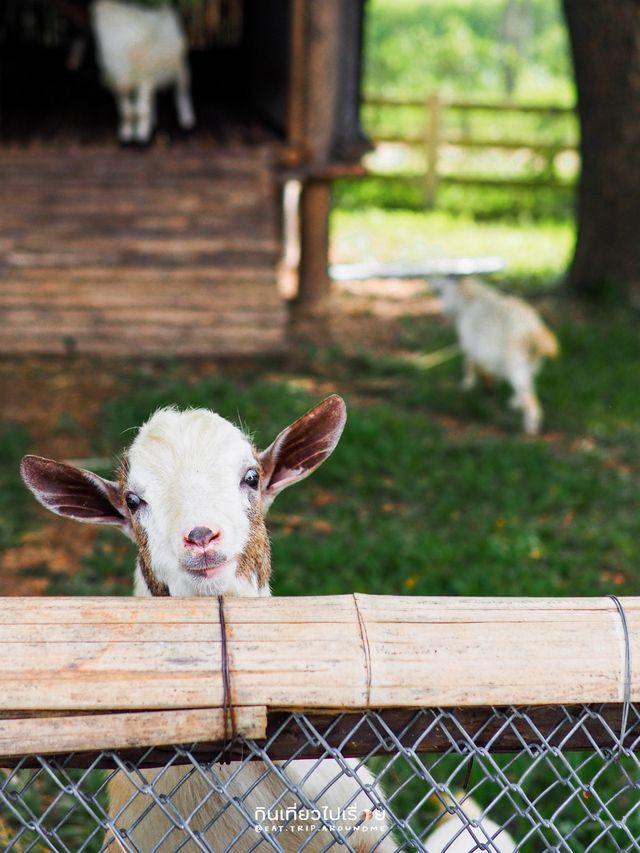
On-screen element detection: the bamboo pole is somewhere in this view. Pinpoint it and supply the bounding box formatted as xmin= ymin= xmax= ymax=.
xmin=0 ymin=707 xmax=266 ymax=758
xmin=0 ymin=595 xmax=636 ymax=758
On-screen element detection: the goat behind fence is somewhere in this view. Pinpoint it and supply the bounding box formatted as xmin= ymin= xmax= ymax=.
xmin=0 ymin=594 xmax=638 ymax=851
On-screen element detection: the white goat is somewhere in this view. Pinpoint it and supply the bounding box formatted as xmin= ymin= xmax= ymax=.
xmin=436 ymin=277 xmax=559 ymax=435
xmin=21 ymin=397 xmax=395 ymax=852
xmin=91 ymin=0 xmax=196 ymax=144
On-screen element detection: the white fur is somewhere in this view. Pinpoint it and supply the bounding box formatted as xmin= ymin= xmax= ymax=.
xmin=110 ymin=759 xmax=392 ymax=852
xmin=424 ymin=796 xmax=516 ymax=852
xmin=109 ymin=406 xmax=395 ymax=851
xmin=128 ymin=408 xmax=264 ymax=597
xmin=437 ymin=277 xmax=558 ymax=435
xmin=91 ymin=0 xmax=195 ymax=143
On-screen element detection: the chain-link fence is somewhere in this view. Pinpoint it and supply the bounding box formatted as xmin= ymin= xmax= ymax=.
xmin=2 ymin=703 xmax=639 ymax=852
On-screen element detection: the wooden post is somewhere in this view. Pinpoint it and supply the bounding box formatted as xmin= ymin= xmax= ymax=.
xmin=283 ymin=0 xmax=307 ymax=165
xmin=292 ymin=1 xmax=341 ymax=321
xmin=294 ymin=179 xmax=333 ymax=315
xmin=425 ymin=93 xmax=442 ymax=208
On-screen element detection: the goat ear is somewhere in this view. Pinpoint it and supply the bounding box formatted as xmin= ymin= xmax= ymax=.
xmin=20 ymin=455 xmax=131 ymax=535
xmin=259 ymin=395 xmax=347 ymax=507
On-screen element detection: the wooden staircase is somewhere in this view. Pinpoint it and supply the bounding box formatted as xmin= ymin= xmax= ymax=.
xmin=0 ymin=142 xmax=288 ymax=356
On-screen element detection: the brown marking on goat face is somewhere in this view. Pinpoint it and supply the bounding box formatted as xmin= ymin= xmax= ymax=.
xmin=117 ymin=452 xmax=170 ymax=597
xmin=117 ymin=452 xmax=130 ymax=499
xmin=135 ymin=522 xmax=170 ymax=597
xmin=236 ymin=493 xmax=271 ymax=589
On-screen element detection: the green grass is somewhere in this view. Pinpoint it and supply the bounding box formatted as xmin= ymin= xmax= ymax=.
xmin=331 ymin=207 xmax=574 ymax=289
xmin=0 ymin=1 xmax=619 ymax=847
xmin=4 ymin=301 xmax=640 ymax=847
xmin=9 ymin=301 xmax=634 ymax=602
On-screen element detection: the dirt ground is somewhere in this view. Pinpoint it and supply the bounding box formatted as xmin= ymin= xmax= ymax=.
xmin=1 ymin=278 xmax=440 ymax=450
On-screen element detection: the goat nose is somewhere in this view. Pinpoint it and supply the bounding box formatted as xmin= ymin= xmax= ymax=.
xmin=184 ymin=526 xmax=219 ymax=547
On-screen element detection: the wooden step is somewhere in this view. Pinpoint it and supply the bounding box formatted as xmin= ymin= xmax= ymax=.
xmin=0 ymin=142 xmax=289 ymax=356
xmin=0 ymin=282 xmax=281 ymax=307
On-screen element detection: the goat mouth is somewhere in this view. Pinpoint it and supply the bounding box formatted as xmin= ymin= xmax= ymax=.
xmin=182 ymin=553 xmax=231 ymax=578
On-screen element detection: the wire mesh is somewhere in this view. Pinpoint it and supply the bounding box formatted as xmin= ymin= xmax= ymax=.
xmin=1 ymin=704 xmax=640 ymax=852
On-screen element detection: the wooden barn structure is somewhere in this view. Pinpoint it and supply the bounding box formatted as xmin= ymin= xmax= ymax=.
xmin=0 ymin=0 xmax=368 ymax=356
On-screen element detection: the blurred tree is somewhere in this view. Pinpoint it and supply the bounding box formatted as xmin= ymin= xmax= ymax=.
xmin=563 ymin=0 xmax=640 ymax=301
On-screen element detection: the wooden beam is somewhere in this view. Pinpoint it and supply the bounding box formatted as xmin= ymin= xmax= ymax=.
xmin=424 ymin=94 xmax=442 ymax=207
xmin=365 ymin=96 xmax=574 ymax=114
xmin=260 ymin=703 xmax=639 ymax=759
xmin=2 ymin=703 xmax=633 ymax=768
xmin=0 ymin=596 xmax=635 ymax=717
xmin=0 ymin=707 xmax=266 ymax=758
xmin=300 ymin=0 xmax=342 ymax=163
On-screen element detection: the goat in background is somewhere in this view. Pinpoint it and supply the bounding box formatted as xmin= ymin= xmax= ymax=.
xmin=436 ymin=276 xmax=559 ymax=435
xmin=91 ymin=0 xmax=196 ymax=144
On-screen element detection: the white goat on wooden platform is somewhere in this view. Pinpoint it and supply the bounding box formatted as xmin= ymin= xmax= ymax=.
xmin=436 ymin=277 xmax=559 ymax=435
xmin=21 ymin=397 xmax=395 ymax=852
xmin=91 ymin=0 xmax=195 ymax=144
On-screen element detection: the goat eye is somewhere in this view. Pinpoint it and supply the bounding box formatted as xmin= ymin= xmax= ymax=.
xmin=125 ymin=492 xmax=143 ymax=511
xmin=243 ymin=468 xmax=259 ymax=489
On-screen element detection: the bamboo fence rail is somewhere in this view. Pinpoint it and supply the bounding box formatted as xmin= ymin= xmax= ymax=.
xmin=0 ymin=595 xmax=636 ymax=762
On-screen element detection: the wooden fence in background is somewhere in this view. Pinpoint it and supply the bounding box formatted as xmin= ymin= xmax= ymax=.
xmin=363 ymin=93 xmax=578 ymax=206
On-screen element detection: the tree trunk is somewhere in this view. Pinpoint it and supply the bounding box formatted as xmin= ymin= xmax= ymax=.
xmin=563 ymin=0 xmax=640 ymax=300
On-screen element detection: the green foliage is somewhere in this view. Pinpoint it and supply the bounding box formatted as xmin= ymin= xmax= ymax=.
xmin=333 ymin=177 xmax=575 ymax=221
xmin=365 ymin=0 xmax=573 ymax=102
xmin=0 ymin=423 xmax=33 ymax=551
xmin=358 ymin=0 xmax=577 ymax=222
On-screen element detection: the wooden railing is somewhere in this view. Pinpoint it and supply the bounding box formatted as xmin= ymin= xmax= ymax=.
xmin=0 ymin=594 xmax=635 ymax=762
xmin=362 ymin=93 xmax=579 ymax=206
xmin=1 ymin=594 xmax=637 ymax=852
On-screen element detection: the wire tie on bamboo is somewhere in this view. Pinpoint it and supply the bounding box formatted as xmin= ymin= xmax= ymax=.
xmin=218 ymin=595 xmax=236 ymax=762
xmin=608 ymin=595 xmax=632 ymax=756
xmin=353 ymin=594 xmax=372 ymax=707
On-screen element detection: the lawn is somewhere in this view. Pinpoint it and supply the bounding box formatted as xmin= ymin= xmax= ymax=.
xmin=4 ymin=297 xmax=640 ymax=849
xmin=331 ymin=207 xmax=574 ymax=289
xmin=7 ymin=298 xmax=640 ymax=602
